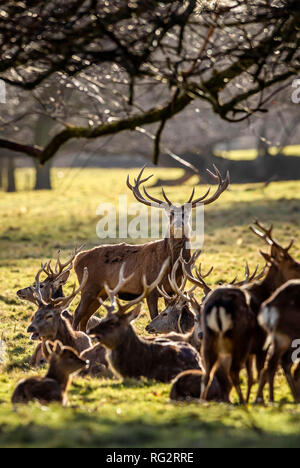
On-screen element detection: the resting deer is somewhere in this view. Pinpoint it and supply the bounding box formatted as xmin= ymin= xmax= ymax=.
xmin=73 ymin=165 xmax=230 ymax=331
xmin=27 ymin=266 xmax=92 ymax=355
xmin=17 ymin=246 xmax=84 ymax=304
xmin=88 ymin=259 xmax=202 ymax=383
xmin=145 ymin=253 xmax=206 ymax=350
xmin=256 ymin=280 xmax=300 ymax=403
xmin=12 ymin=341 xmax=88 ymax=406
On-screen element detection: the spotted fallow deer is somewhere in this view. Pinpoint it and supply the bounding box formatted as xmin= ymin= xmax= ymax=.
xmin=88 ymin=259 xmax=202 ymax=382
xmin=72 ymin=165 xmax=230 ymax=331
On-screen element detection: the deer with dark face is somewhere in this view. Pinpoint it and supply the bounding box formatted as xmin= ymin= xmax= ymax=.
xmin=17 ymin=246 xmax=84 ymax=304
xmin=256 ymin=280 xmax=300 ymax=404
xmin=12 ymin=341 xmax=88 ymax=406
xmin=88 ymin=259 xmax=202 ymax=382
xmin=27 ymin=266 xmax=92 ymax=356
xmin=244 ymin=221 xmax=300 ymax=396
xmin=73 ymin=165 xmax=230 ymax=331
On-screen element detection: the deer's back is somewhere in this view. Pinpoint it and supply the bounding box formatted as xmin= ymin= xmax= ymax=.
xmin=12 ymin=377 xmax=63 ymax=404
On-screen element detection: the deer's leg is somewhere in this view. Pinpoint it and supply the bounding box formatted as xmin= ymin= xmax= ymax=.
xmin=73 ymin=289 xmax=102 ymax=332
xmin=246 ymin=356 xmax=255 ymax=403
xmin=255 ymin=349 xmax=268 ymax=382
xmin=230 ymin=362 xmax=244 ymax=405
xmin=201 ymin=343 xmax=218 ymax=401
xmin=147 ymin=290 xmax=160 ymax=319
xmin=282 ymin=351 xmax=299 ymax=403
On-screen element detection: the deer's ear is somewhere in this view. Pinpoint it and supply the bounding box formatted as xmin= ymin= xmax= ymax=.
xmin=125 ymin=305 xmax=142 ymax=323
xmin=54 ymin=270 xmax=70 ymax=287
xmin=53 ymin=340 xmax=64 ymax=354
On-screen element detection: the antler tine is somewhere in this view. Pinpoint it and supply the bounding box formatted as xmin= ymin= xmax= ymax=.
xmin=104 ymin=263 xmax=135 ymax=306
xmin=189 ymin=165 xmax=230 ymax=207
xmin=127 ymin=167 xmax=160 ymax=208
xmin=50 ymin=267 xmax=89 ymax=308
xmin=117 ymin=258 xmax=170 ymax=315
xmin=33 ymin=263 xmax=49 ymax=306
xmin=181 ymin=254 xmax=213 ymax=296
xmin=157 ymin=284 xmax=176 ymax=301
xmin=285 ymin=239 xmax=295 ymax=253
xmin=233 ymin=262 xmax=267 ymax=286
xmin=250 ymin=220 xmax=276 ymax=246
xmin=54 ymin=244 xmax=85 ymax=277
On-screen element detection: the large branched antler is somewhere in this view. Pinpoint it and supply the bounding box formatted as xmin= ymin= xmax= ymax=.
xmin=180 ymin=250 xmax=213 ymax=296
xmin=100 ymin=258 xmax=170 ymax=316
xmin=127 ymin=165 xmax=230 ymax=209
xmin=40 ymin=244 xmax=85 ymax=281
xmin=232 ymin=262 xmax=267 ymax=287
xmin=250 ymin=220 xmax=294 ymax=254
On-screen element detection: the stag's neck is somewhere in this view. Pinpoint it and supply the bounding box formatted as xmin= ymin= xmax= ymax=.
xmin=46 ymin=361 xmax=70 ymax=390
xmin=246 ymin=266 xmax=283 ymax=314
xmin=165 ymin=236 xmax=191 ymax=264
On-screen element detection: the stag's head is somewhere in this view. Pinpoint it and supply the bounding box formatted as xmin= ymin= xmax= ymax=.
xmin=17 ymin=245 xmax=84 ymax=303
xmin=145 ymin=254 xmax=200 ymax=335
xmin=250 ymin=221 xmax=300 ymax=288
xmin=127 ymin=166 xmax=230 ymax=241
xmin=27 ymin=266 xmax=88 ymax=341
xmin=88 ymin=259 xmax=170 ymax=349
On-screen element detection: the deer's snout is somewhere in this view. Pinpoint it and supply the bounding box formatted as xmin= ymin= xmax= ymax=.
xmin=145 ymin=324 xmax=156 ymax=334
xmin=27 ymin=325 xmax=35 ymax=333
xmin=17 ymin=290 xmax=26 ymax=299
xmin=27 ymin=325 xmax=40 ymax=340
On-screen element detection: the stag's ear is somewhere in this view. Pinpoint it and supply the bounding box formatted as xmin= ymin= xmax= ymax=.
xmin=53 ymin=340 xmax=64 ymax=355
xmin=125 ymin=304 xmax=142 ymax=324
xmin=178 ymin=307 xmax=195 ymax=334
xmin=54 ymin=270 xmax=70 ymax=287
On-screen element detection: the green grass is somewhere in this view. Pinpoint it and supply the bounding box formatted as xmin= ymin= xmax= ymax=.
xmin=0 ymin=168 xmax=300 ymax=448
xmin=216 ymin=144 xmax=300 ymax=160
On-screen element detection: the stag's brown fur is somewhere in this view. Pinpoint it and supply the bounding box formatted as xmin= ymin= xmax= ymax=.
xmin=201 ymin=286 xmax=256 ymax=404
xmin=89 ymin=305 xmax=202 ymax=383
xmin=256 ymin=280 xmax=300 ymax=403
xmin=73 ymin=166 xmax=229 ymax=331
xmin=12 ymin=342 xmax=87 ymax=405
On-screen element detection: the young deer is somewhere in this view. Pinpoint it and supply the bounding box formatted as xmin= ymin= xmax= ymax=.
xmin=73 ymin=165 xmax=230 ymax=331
xmin=17 ymin=246 xmax=84 ymax=304
xmin=200 ymin=286 xmax=256 ymax=404
xmin=12 ymin=341 xmax=88 ymax=405
xmin=88 ymin=259 xmax=202 ymax=383
xmin=256 ymin=280 xmax=300 ymax=403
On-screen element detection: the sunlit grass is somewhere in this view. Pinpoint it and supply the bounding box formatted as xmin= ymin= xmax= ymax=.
xmin=0 ymin=168 xmax=300 ymax=447
xmin=216 ymin=144 xmax=300 ymax=160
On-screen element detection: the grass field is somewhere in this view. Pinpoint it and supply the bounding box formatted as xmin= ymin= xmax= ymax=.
xmin=1 ymin=168 xmax=300 ymax=448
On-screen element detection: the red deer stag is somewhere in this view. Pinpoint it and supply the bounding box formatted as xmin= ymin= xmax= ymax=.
xmin=12 ymin=341 xmax=88 ymax=405
xmin=88 ymin=259 xmax=203 ymax=382
xmin=200 ymin=286 xmax=256 ymax=404
xmin=17 ymin=245 xmax=84 ymax=304
xmin=256 ymin=280 xmax=300 ymax=403
xmin=73 ymin=166 xmax=230 ymax=331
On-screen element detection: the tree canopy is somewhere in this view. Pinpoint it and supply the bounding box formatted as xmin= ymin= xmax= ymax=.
xmin=0 ymin=0 xmax=299 ymax=164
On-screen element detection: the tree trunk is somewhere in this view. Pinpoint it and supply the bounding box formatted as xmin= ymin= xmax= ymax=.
xmin=0 ymin=157 xmax=3 ymax=189
xmin=34 ymin=115 xmax=53 ymax=190
xmin=6 ymin=156 xmax=16 ymax=193
xmin=34 ymin=160 xmax=52 ymax=190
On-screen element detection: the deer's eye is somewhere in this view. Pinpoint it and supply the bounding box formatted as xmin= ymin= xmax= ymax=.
xmin=45 ymin=314 xmax=53 ymax=320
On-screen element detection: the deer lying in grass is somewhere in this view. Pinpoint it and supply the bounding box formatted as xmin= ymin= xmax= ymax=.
xmin=12 ymin=341 xmax=88 ymax=406
xmin=170 ymin=362 xmax=232 ymax=403
xmin=145 ymin=253 xmax=206 ymax=350
xmin=27 ymin=266 xmax=110 ymax=377
xmin=200 ymin=286 xmax=256 ymax=404
xmin=73 ymin=165 xmax=230 ymax=331
xmin=88 ymin=259 xmax=202 ymax=382
xmin=256 ymin=280 xmax=300 ymax=403
xmin=17 ymin=246 xmax=84 ymax=304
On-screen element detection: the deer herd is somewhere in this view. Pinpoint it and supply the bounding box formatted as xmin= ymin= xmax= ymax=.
xmin=11 ymin=166 xmax=300 ymax=408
